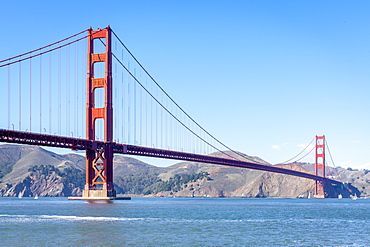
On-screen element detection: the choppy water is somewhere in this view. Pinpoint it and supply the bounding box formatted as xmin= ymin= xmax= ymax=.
xmin=0 ymin=197 xmax=369 ymax=246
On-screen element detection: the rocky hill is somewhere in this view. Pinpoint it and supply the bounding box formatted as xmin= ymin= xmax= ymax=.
xmin=0 ymin=144 xmax=363 ymax=198
xmin=301 ymin=163 xmax=370 ymax=197
xmin=0 ymin=145 xmax=85 ymax=197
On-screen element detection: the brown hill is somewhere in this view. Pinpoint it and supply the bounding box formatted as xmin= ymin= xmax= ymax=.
xmin=153 ymin=162 xmax=317 ymax=198
xmin=0 ymin=144 xmax=85 ymax=197
xmin=0 ymin=144 xmax=362 ymax=198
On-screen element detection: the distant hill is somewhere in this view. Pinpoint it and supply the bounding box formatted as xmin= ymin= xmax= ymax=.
xmin=300 ymin=163 xmax=370 ymax=197
xmin=0 ymin=144 xmax=363 ymax=198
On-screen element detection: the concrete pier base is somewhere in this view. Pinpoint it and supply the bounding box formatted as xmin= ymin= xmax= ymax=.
xmin=68 ymin=189 xmax=131 ymax=201
xmin=313 ymin=194 xmax=325 ymax=199
xmin=68 ymin=196 xmax=131 ymax=201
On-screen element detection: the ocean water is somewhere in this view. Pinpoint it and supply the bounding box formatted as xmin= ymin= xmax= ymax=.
xmin=0 ymin=197 xmax=369 ymax=246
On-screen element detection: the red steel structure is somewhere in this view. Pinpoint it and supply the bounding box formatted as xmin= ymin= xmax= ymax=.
xmin=314 ymin=135 xmax=326 ymax=198
xmin=0 ymin=130 xmax=343 ymax=186
xmin=83 ymin=26 xmax=115 ymax=198
xmin=0 ymin=27 xmax=344 ymax=200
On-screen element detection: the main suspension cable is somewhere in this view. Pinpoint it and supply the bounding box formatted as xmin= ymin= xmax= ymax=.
xmin=293 ymin=145 xmax=316 ymax=163
xmin=111 ymin=50 xmax=239 ymax=161
xmin=111 ymin=29 xmax=257 ymax=163
xmin=0 ymin=29 xmax=89 ymax=63
xmin=278 ymin=137 xmax=315 ymax=164
xmin=325 ymin=139 xmax=336 ymax=167
xmin=0 ymin=36 xmax=88 ymax=68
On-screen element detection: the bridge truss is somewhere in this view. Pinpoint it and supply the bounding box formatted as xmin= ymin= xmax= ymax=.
xmin=0 ymin=26 xmax=342 ymax=199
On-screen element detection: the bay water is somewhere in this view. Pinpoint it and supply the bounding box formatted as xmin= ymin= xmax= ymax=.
xmin=0 ymin=197 xmax=369 ymax=246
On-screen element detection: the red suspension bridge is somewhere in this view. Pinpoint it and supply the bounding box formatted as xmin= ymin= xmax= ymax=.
xmin=0 ymin=26 xmax=342 ymax=200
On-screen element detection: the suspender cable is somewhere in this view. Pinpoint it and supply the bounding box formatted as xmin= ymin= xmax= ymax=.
xmin=112 ymin=30 xmax=252 ymax=162
xmin=279 ymin=137 xmax=315 ymax=164
xmin=140 ymin=72 xmax=142 ymax=145
xmin=7 ymin=66 xmax=10 ymax=130
xmin=67 ymin=45 xmax=70 ymax=136
xmin=49 ymin=52 xmax=52 ymax=134
xmin=40 ymin=54 xmax=42 ymax=133
xmin=112 ymin=51 xmax=234 ymax=159
xmin=134 ymin=67 xmax=136 ymax=144
xmin=0 ymin=29 xmax=89 ymax=64
xmin=0 ymin=36 xmax=88 ymax=68
xmin=325 ymin=139 xmax=336 ymax=167
xmin=19 ymin=62 xmax=21 ymax=130
xmin=30 ymin=57 xmax=32 ymax=132
xmin=128 ymin=61 xmax=131 ymax=144
xmin=156 ymin=87 xmax=158 ymax=148
xmin=74 ymin=41 xmax=78 ymax=137
xmin=58 ymin=49 xmax=61 ymax=135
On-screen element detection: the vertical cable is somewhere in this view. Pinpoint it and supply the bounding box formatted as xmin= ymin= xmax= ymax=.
xmin=67 ymin=45 xmax=70 ymax=136
xmin=30 ymin=57 xmax=32 ymax=132
xmin=39 ymin=54 xmax=42 ymax=133
xmin=161 ymin=92 xmax=163 ymax=149
xmin=19 ymin=62 xmax=22 ymax=130
xmin=170 ymin=98 xmax=172 ymax=150
xmin=176 ymin=105 xmax=178 ymax=151
xmin=165 ymin=86 xmax=168 ymax=149
xmin=121 ymin=71 xmax=124 ymax=143
xmin=121 ymin=49 xmax=124 ymax=143
xmin=58 ymin=49 xmax=61 ymax=135
xmin=140 ymin=71 xmax=142 ymax=145
xmin=156 ymin=86 xmax=158 ymax=148
xmin=114 ymin=60 xmax=117 ymax=141
xmin=128 ymin=61 xmax=130 ymax=144
xmin=49 ymin=52 xmax=52 ymax=134
xmin=146 ymin=77 xmax=148 ymax=147
xmin=122 ymin=62 xmax=125 ymax=142
xmin=7 ymin=66 xmax=10 ymax=130
xmin=75 ymin=41 xmax=78 ymax=137
xmin=134 ymin=67 xmax=136 ymax=144
xmin=151 ymin=79 xmax=153 ymax=147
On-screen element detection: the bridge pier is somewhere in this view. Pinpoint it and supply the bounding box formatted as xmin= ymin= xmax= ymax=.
xmin=82 ymin=145 xmax=116 ymax=199
xmin=68 ymin=26 xmax=129 ymax=201
xmin=314 ymin=135 xmax=326 ymax=198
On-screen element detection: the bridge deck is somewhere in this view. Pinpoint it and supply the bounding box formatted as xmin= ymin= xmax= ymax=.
xmin=0 ymin=129 xmax=342 ymax=185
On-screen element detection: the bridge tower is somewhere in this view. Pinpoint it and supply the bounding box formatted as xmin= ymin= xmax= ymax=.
xmin=83 ymin=26 xmax=115 ymax=199
xmin=314 ymin=135 xmax=325 ymax=198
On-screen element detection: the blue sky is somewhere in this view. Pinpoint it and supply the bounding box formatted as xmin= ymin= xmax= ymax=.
xmin=1 ymin=1 xmax=370 ymax=169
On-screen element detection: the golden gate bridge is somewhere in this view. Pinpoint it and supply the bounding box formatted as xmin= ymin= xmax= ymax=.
xmin=0 ymin=26 xmax=343 ymax=200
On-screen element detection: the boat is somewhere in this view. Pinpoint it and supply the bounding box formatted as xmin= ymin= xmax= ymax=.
xmin=34 ymin=195 xmax=39 ymax=199
xmin=18 ymin=193 xmax=22 ymax=198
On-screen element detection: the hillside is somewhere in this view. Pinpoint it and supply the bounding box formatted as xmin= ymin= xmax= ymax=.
xmin=301 ymin=163 xmax=370 ymax=197
xmin=0 ymin=144 xmax=363 ymax=198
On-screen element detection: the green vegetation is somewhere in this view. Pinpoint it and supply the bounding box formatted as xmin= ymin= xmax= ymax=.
xmin=26 ymin=164 xmax=209 ymax=195
xmin=142 ymin=172 xmax=210 ymax=195
xmin=115 ymin=171 xmax=210 ymax=195
xmin=28 ymin=164 xmax=59 ymax=176
xmin=0 ymin=163 xmax=13 ymax=181
xmin=115 ymin=173 xmax=160 ymax=195
xmin=347 ymin=167 xmax=359 ymax=171
xmin=28 ymin=165 xmax=85 ymax=188
xmin=61 ymin=167 xmax=85 ymax=188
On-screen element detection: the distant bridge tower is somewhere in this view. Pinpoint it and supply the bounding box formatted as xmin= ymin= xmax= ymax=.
xmin=314 ymin=135 xmax=325 ymax=198
xmin=83 ymin=26 xmax=115 ymax=199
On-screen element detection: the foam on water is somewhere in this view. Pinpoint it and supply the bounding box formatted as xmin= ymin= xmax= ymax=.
xmin=0 ymin=214 xmax=154 ymax=222
xmin=0 ymin=213 xmax=365 ymax=226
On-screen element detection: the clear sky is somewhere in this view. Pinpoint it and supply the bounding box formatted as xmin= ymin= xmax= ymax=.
xmin=1 ymin=1 xmax=370 ymax=169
